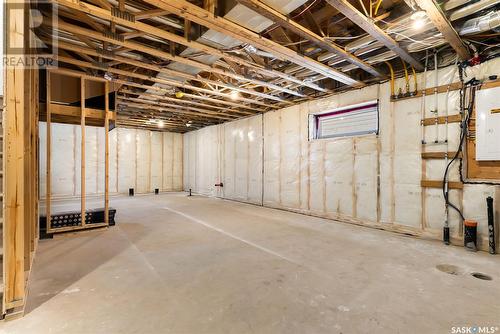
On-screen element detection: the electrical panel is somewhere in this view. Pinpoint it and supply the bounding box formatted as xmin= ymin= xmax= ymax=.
xmin=476 ymin=86 xmax=500 ymax=161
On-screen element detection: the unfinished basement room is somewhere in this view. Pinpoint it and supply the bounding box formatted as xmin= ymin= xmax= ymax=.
xmin=1 ymin=0 xmax=500 ymax=332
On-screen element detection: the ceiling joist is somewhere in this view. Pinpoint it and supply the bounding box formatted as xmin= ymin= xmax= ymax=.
xmin=325 ymin=0 xmax=424 ymax=70
xmin=141 ymin=0 xmax=364 ymax=86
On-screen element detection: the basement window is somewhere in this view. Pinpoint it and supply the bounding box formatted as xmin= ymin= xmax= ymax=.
xmin=309 ymin=100 xmax=379 ymax=140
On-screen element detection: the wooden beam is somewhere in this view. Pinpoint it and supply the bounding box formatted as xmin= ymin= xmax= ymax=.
xmin=421 ymin=151 xmax=461 ymax=159
xmin=135 ymin=8 xmax=169 ymax=20
xmin=325 ymin=0 xmax=423 ymax=70
xmin=117 ymin=96 xmax=238 ymax=119
xmin=142 ymin=0 xmax=363 ymax=86
xmin=268 ymin=26 xmax=298 ymax=52
xmin=52 ymin=0 xmax=323 ymax=94
xmin=51 ymin=42 xmax=291 ymax=103
xmin=50 ymin=65 xmax=265 ymax=113
xmin=40 ymin=103 xmax=117 ymax=123
xmin=119 ymin=88 xmax=252 ymax=115
xmin=56 ymin=55 xmax=279 ymax=108
xmin=421 ymin=180 xmax=463 ymax=189
xmin=422 ymin=114 xmax=461 ymax=126
xmin=116 ymin=99 xmax=235 ymax=120
xmin=413 ymin=0 xmax=471 ymax=60
xmin=237 ymin=0 xmax=382 ymax=77
xmin=50 ymin=20 xmax=303 ymax=99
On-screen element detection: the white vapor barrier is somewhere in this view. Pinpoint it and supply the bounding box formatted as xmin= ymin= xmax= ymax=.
xmin=223 ymin=115 xmax=263 ymax=204
xmin=117 ymin=128 xmax=137 ymax=194
xmin=151 ymin=132 xmax=162 ymax=191
xmin=136 ymin=131 xmax=151 ymax=193
xmin=40 ymin=124 xmax=183 ymax=198
xmin=183 ymin=58 xmax=500 ymax=249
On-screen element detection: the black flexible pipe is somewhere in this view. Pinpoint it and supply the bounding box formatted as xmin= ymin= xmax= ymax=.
xmin=487 ymin=197 xmax=496 ymax=254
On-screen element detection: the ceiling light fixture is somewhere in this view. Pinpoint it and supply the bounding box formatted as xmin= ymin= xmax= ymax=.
xmin=158 ymin=120 xmax=164 ymax=128
xmin=103 ymin=72 xmax=114 ymax=81
xmin=230 ymin=91 xmax=239 ymax=100
xmin=411 ymin=10 xmax=427 ymax=30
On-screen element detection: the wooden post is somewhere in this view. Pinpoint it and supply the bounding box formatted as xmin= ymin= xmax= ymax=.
xmin=46 ymin=72 xmax=52 ymax=231
xmin=104 ymin=81 xmax=110 ymax=225
xmin=3 ymin=0 xmax=26 ymax=312
xmin=81 ymin=77 xmax=86 ymax=226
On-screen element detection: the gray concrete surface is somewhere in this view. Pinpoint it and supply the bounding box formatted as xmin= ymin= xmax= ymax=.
xmin=1 ymin=193 xmax=499 ymax=334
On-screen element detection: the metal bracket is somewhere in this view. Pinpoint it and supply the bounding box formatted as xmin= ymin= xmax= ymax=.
xmin=103 ymin=30 xmax=125 ymax=43
xmin=96 ymin=47 xmax=115 ymax=58
xmin=111 ymin=7 xmax=135 ymax=22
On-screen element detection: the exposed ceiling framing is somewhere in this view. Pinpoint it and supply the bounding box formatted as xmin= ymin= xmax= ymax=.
xmin=37 ymin=0 xmax=498 ymax=132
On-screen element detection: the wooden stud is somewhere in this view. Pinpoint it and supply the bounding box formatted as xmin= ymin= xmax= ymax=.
xmin=104 ymin=81 xmax=110 ymax=225
xmin=46 ymin=72 xmax=52 ymax=233
xmin=4 ymin=0 xmax=26 ymax=312
xmin=81 ymin=77 xmax=86 ymax=227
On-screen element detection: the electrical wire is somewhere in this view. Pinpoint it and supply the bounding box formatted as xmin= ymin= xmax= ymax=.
xmin=442 ymin=69 xmax=471 ymax=222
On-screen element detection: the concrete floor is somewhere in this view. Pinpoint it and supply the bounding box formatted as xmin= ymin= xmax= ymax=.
xmin=1 ymin=193 xmax=500 ymax=334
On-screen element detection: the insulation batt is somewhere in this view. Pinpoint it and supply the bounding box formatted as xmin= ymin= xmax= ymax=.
xmin=183 ymin=58 xmax=500 ymax=250
xmin=40 ymin=126 xmax=183 ymax=197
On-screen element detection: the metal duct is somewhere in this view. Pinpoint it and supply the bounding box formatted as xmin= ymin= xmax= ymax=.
xmin=459 ymin=10 xmax=500 ymax=35
xmin=449 ymin=0 xmax=500 ymax=21
xmin=444 ymin=0 xmax=472 ymax=11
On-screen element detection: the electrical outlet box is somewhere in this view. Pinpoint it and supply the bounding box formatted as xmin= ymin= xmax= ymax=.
xmin=476 ymin=86 xmax=500 ymax=161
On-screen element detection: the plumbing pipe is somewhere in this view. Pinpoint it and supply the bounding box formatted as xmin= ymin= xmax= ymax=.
xmin=401 ymin=59 xmax=410 ymax=95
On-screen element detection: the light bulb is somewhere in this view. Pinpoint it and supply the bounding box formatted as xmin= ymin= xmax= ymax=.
xmin=158 ymin=120 xmax=164 ymax=128
xmin=411 ymin=10 xmax=426 ymax=30
xmin=230 ymin=91 xmax=239 ymax=100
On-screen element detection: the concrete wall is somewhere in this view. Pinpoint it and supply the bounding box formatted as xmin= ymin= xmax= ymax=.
xmin=183 ymin=58 xmax=500 ymax=250
xmin=40 ymin=125 xmax=183 ymax=198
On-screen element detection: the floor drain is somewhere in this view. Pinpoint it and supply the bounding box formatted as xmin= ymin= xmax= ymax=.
xmin=471 ymin=272 xmax=493 ymax=281
xmin=436 ymin=264 xmax=461 ymax=275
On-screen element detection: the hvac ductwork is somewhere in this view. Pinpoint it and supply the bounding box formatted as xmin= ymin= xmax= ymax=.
xmin=459 ymin=11 xmax=500 ymax=35
xmin=448 ymin=0 xmax=500 ymax=21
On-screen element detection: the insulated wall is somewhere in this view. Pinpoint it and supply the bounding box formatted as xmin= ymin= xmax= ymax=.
xmin=184 ymin=58 xmax=500 ymax=250
xmin=40 ymin=125 xmax=183 ymax=198
xmin=183 ymin=116 xmax=263 ymax=202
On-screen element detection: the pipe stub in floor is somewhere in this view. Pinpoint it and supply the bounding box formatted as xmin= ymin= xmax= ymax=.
xmin=471 ymin=272 xmax=493 ymax=281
